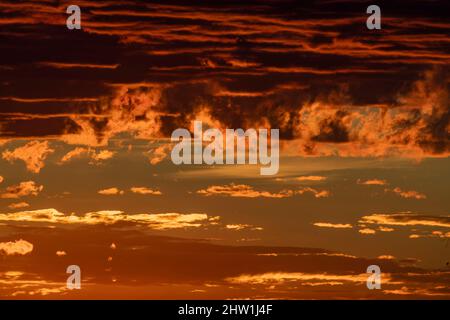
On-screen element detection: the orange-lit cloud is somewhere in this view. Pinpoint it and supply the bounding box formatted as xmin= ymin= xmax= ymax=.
xmin=0 ymin=239 xmax=33 ymax=255
xmin=357 ymin=179 xmax=387 ymax=186
xmin=145 ymin=144 xmax=172 ymax=165
xmin=386 ymin=187 xmax=427 ymax=200
xmin=130 ymin=187 xmax=162 ymax=195
xmin=98 ymin=187 xmax=124 ymax=195
xmin=38 ymin=62 xmax=119 ymax=69
xmin=196 ymin=184 xmax=293 ymax=199
xmin=0 ymin=208 xmax=215 ymax=230
xmin=226 ymin=272 xmax=381 ymax=285
xmin=8 ymin=202 xmax=30 ymax=209
xmin=196 ymin=184 xmax=330 ymax=199
xmin=378 ymin=255 xmax=396 ymax=260
xmin=225 ymin=224 xmax=263 ymax=231
xmin=2 ymin=141 xmax=54 ymax=173
xmin=0 ymin=181 xmax=43 ymax=199
xmin=296 ymin=175 xmax=327 ymax=182
xmin=360 ymin=213 xmax=450 ymax=228
xmin=59 ymin=147 xmax=115 ymax=164
xmin=313 ymin=222 xmax=353 ymax=229
xmin=359 ymin=228 xmax=376 ymax=235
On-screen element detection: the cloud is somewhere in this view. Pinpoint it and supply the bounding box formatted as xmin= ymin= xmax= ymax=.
xmin=378 ymin=255 xmax=396 ymax=260
xmin=91 ymin=150 xmax=115 ymax=162
xmin=0 ymin=0 xmax=448 ymax=161
xmin=59 ymin=147 xmax=89 ymax=163
xmin=0 ymin=239 xmax=33 ymax=255
xmin=0 ymin=176 xmax=3 ymax=184
xmin=130 ymin=187 xmax=162 ymax=195
xmin=360 ymin=213 xmax=450 ymax=229
xmin=296 ymin=187 xmax=330 ymax=198
xmin=98 ymin=187 xmax=124 ymax=195
xmin=0 ymin=218 xmax=448 ymax=298
xmin=59 ymin=147 xmax=115 ymax=164
xmin=358 ymin=228 xmax=376 ymax=235
xmin=0 ymin=208 xmax=214 ymax=230
xmin=2 ymin=141 xmax=54 ymax=173
xmin=8 ymin=202 xmax=30 ymax=209
xmin=378 ymin=226 xmax=394 ymax=232
xmin=357 ymin=179 xmax=387 ymax=186
xmin=196 ymin=184 xmax=330 ymax=199
xmin=225 ymin=224 xmax=263 ymax=231
xmin=296 ymin=176 xmax=327 ymax=182
xmin=38 ymin=62 xmax=119 ymax=69
xmin=0 ymin=181 xmax=43 ymax=199
xmin=408 ymin=230 xmax=450 ymax=239
xmin=386 ymin=187 xmax=427 ymax=200
xmin=196 ymin=184 xmax=293 ymax=199
xmin=0 ymin=271 xmax=67 ymax=297
xmin=56 ymin=251 xmax=66 ymax=257
xmin=313 ymin=222 xmax=352 ymax=229
xmin=226 ymin=272 xmax=377 ymax=286
xmin=145 ymin=144 xmax=172 ymax=165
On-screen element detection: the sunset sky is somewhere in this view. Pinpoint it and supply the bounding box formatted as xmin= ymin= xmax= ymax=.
xmin=0 ymin=0 xmax=449 ymax=299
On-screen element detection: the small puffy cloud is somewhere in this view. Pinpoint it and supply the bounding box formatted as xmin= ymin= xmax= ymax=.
xmin=387 ymin=187 xmax=426 ymax=200
xmin=313 ymin=222 xmax=353 ymax=229
xmin=8 ymin=202 xmax=30 ymax=209
xmin=296 ymin=176 xmax=327 ymax=182
xmin=2 ymin=141 xmax=54 ymax=173
xmin=0 ymin=176 xmax=3 ymax=184
xmin=359 ymin=228 xmax=376 ymax=235
xmin=0 ymin=239 xmax=33 ymax=255
xmin=378 ymin=226 xmax=394 ymax=232
xmin=91 ymin=150 xmax=115 ymax=162
xmin=98 ymin=187 xmax=124 ymax=195
xmin=110 ymin=243 xmax=116 ymax=250
xmin=56 ymin=251 xmax=66 ymax=257
xmin=130 ymin=187 xmax=162 ymax=195
xmin=357 ymin=179 xmax=387 ymax=186
xmin=0 ymin=181 xmax=43 ymax=199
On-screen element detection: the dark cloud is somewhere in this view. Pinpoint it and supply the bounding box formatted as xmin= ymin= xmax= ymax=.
xmin=0 ymin=0 xmax=448 ymax=156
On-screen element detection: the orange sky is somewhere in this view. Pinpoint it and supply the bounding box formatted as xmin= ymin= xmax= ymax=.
xmin=0 ymin=0 xmax=449 ymax=299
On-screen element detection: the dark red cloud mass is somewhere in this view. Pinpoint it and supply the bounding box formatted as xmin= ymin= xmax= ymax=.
xmin=0 ymin=0 xmax=448 ymax=157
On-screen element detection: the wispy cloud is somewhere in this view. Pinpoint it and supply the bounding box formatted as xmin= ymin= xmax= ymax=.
xmin=357 ymin=179 xmax=387 ymax=186
xmin=196 ymin=184 xmax=330 ymax=199
xmin=130 ymin=187 xmax=162 ymax=195
xmin=386 ymin=187 xmax=427 ymax=200
xmin=313 ymin=222 xmax=353 ymax=229
xmin=360 ymin=213 xmax=450 ymax=228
